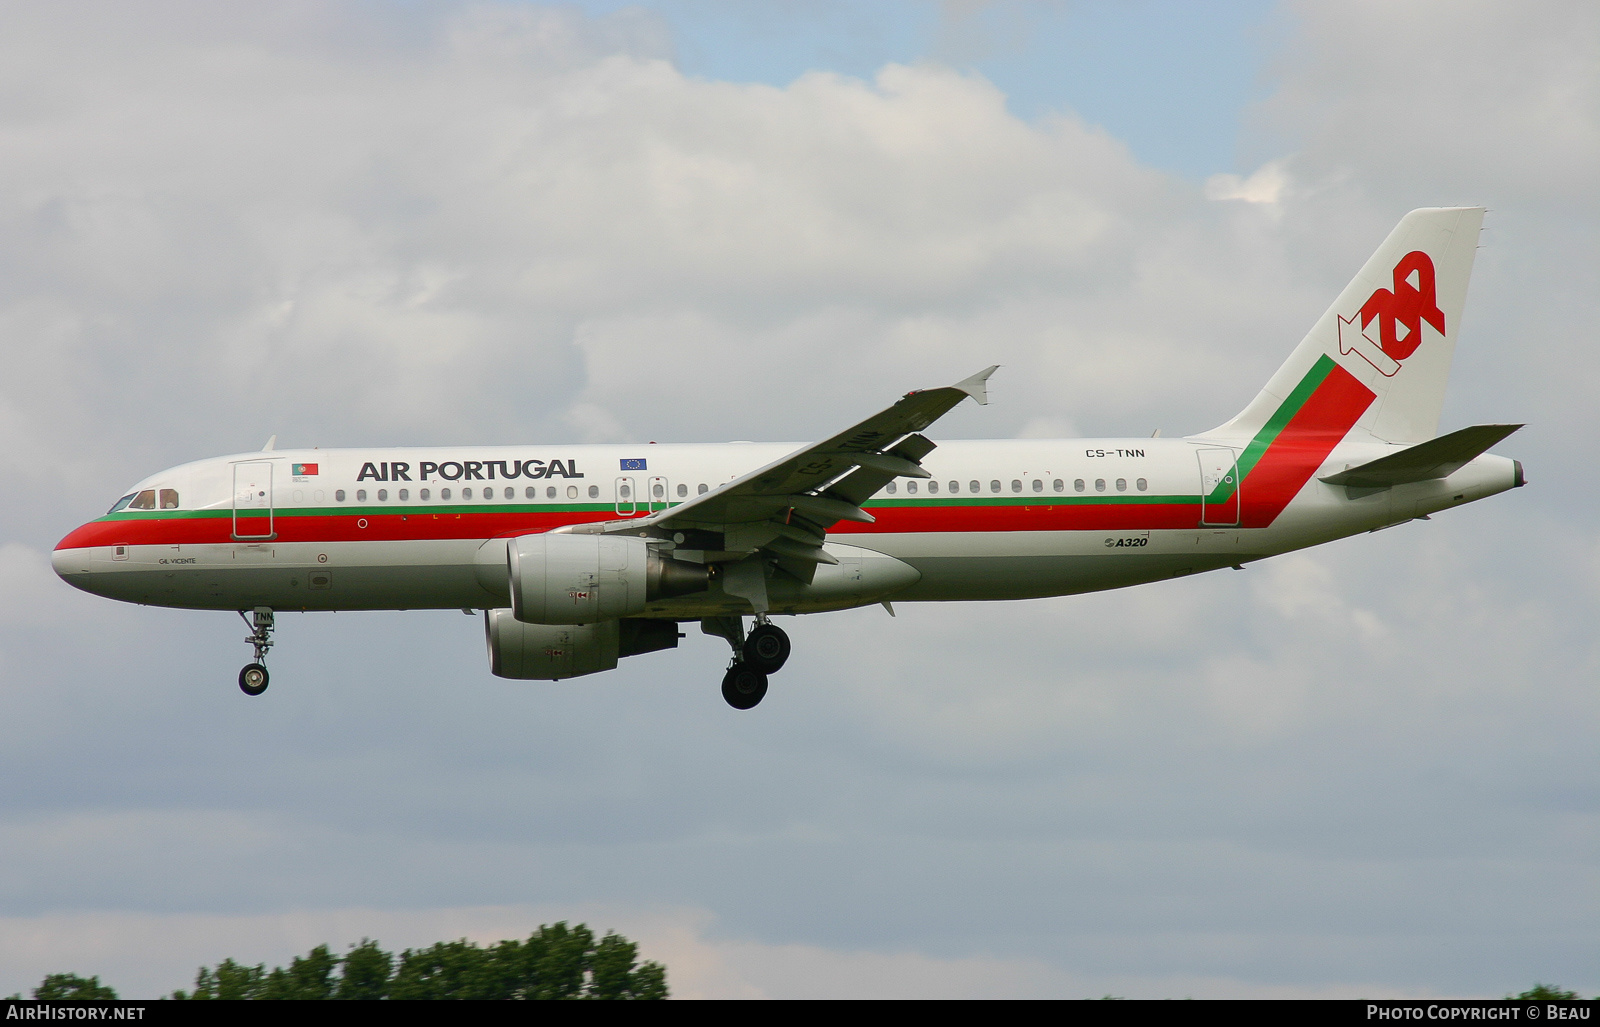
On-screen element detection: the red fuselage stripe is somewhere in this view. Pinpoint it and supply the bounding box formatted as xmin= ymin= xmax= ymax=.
xmin=57 ymin=500 xmax=1214 ymax=549
xmin=1239 ymin=363 xmax=1376 ymax=528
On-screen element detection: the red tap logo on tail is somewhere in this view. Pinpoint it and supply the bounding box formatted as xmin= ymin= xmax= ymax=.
xmin=1337 ymin=250 xmax=1446 ymax=376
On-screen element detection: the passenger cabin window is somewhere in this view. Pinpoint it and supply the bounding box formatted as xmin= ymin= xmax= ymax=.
xmin=1095 ymin=479 xmax=1106 ymax=493
xmin=159 ymin=489 xmax=179 ymax=509
xmin=420 ymin=488 xmax=430 ymax=500
xmin=546 ymin=486 xmax=556 ymax=499
xmin=356 ymin=489 xmax=367 ymax=501
xmin=677 ymin=483 xmax=687 ymax=498
xmin=398 ymin=489 xmax=409 ymax=501
xmin=698 ymin=483 xmax=709 ymax=494
xmin=440 ymin=488 xmax=451 ymax=500
xmin=1053 ymin=479 xmax=1064 ymax=492
xmin=336 ymin=489 xmax=347 ymax=502
xmin=462 ymin=488 xmax=472 ymax=499
xmin=885 ymin=482 xmax=897 ymax=494
xmin=970 ymin=481 xmax=980 ymax=494
xmin=906 ymin=481 xmax=917 ymax=494
xmin=1116 ymin=478 xmax=1127 ymax=492
xmin=949 ymin=481 xmax=960 ymax=494
xmin=927 ymin=480 xmax=939 ymax=494
xmin=525 ymin=487 xmax=536 ymax=499
xmin=129 ymin=490 xmax=156 ymax=510
xmin=588 ymin=485 xmax=599 ymax=499
xmin=1032 ymin=479 xmax=1043 ymax=493
xmin=1136 ymin=478 xmax=1148 ymax=492
xmin=377 ymin=489 xmax=388 ymax=501
xmin=1074 ymin=479 xmax=1085 ymax=492
xmin=566 ymin=486 xmax=578 ymax=499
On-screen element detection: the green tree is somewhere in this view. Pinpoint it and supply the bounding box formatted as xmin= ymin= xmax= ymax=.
xmin=179 ymin=957 xmax=266 ymax=999
xmin=32 ymin=974 xmax=117 ymax=1000
xmin=170 ymin=922 xmax=666 ymax=1000
xmin=521 ymin=921 xmax=594 ymax=999
xmin=1513 ymin=983 xmax=1580 ymax=1000
xmin=256 ymin=944 xmax=338 ymax=1000
xmin=335 ymin=938 xmax=393 ymax=1000
xmin=388 ymin=939 xmax=492 ymax=1000
xmin=590 ymin=931 xmax=667 ymax=1000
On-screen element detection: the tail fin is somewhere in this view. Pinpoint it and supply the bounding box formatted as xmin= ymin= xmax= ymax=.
xmin=1205 ymin=207 xmax=1484 ymax=445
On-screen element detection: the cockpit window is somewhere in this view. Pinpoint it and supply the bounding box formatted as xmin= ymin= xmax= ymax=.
xmin=159 ymin=489 xmax=179 ymax=509
xmin=128 ymin=490 xmax=157 ymax=510
xmin=108 ymin=494 xmax=136 ymax=514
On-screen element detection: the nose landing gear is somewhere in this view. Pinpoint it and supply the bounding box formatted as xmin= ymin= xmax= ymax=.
xmin=237 ymin=607 xmax=274 ymax=696
xmin=239 ymin=662 xmax=269 ymax=696
xmin=704 ymin=616 xmax=790 ymax=710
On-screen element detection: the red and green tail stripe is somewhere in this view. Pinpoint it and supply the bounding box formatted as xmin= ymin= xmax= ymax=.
xmin=1212 ymin=354 xmax=1377 ymax=527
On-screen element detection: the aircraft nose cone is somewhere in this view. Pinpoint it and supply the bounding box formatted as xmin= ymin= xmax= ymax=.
xmin=51 ymin=517 xmax=115 ymax=587
xmin=52 ymin=539 xmax=92 ymax=582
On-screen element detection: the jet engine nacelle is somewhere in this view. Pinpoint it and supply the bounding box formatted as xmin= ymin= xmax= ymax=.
xmin=507 ymin=532 xmax=707 ymax=625
xmin=485 ymin=611 xmax=683 ymax=680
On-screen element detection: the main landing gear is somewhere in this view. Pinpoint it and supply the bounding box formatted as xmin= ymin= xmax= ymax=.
xmin=707 ymin=616 xmax=791 ymax=710
xmin=237 ymin=607 xmax=274 ymax=696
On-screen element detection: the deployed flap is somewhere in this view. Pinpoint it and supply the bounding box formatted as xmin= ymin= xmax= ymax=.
xmin=1320 ymin=424 xmax=1522 ymax=488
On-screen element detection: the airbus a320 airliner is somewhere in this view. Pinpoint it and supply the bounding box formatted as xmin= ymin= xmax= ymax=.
xmin=55 ymin=208 xmax=1523 ymax=708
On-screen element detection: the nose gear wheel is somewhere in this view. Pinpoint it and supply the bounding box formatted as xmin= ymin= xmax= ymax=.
xmin=237 ymin=608 xmax=275 ymax=696
xmin=239 ymin=663 xmax=269 ymax=695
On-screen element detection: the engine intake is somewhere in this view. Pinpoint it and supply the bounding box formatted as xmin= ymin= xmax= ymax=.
xmin=507 ymin=532 xmax=707 ymax=624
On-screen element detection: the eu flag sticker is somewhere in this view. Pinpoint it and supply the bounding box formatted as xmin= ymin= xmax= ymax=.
xmin=620 ymin=458 xmax=648 ymax=471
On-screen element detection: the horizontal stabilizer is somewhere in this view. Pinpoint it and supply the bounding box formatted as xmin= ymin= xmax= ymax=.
xmin=1320 ymin=424 xmax=1522 ymax=488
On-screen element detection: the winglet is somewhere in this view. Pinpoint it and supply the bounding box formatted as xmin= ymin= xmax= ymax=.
xmin=953 ymin=365 xmax=999 ymax=406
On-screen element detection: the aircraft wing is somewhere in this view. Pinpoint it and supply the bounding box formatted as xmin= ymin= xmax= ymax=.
xmin=591 ymin=366 xmax=997 ymax=579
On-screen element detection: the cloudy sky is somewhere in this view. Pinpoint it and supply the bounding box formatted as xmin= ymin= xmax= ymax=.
xmin=0 ymin=0 xmax=1595 ymax=999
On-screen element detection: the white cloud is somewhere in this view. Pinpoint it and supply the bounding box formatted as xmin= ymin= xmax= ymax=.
xmin=1205 ymin=159 xmax=1292 ymax=207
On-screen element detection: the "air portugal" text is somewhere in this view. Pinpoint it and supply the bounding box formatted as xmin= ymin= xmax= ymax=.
xmin=356 ymin=459 xmax=584 ymax=482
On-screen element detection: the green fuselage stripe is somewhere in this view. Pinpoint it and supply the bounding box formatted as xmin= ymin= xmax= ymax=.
xmin=1203 ymin=354 xmax=1337 ymax=503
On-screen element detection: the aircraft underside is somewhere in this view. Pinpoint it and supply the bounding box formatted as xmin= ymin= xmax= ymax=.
xmin=60 ymin=540 xmax=1254 ymax=612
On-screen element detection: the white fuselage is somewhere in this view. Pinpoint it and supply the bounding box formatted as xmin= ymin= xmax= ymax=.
xmin=53 ymin=437 xmax=1520 ymax=617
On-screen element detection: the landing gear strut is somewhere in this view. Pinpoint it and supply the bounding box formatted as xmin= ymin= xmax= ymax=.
xmin=704 ymin=616 xmax=790 ymax=709
xmin=238 ymin=607 xmax=274 ymax=696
